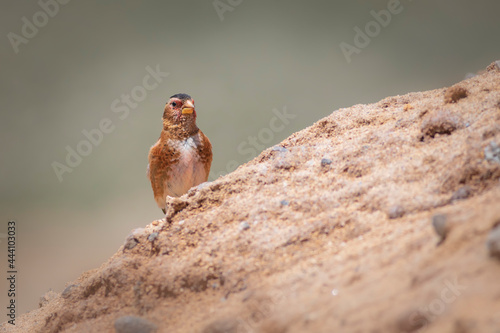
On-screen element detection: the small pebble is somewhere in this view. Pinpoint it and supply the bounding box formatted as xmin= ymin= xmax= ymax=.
xmin=321 ymin=158 xmax=332 ymax=166
xmin=274 ymin=158 xmax=293 ymax=170
xmin=486 ymin=224 xmax=500 ymax=259
xmin=432 ymin=214 xmax=449 ymax=242
xmin=444 ymin=86 xmax=468 ymax=104
xmin=484 ymin=141 xmax=500 ymax=164
xmin=195 ymin=181 xmax=212 ymax=191
xmin=454 ymin=318 xmax=477 ymax=333
xmin=147 ymin=232 xmax=158 ymax=242
xmin=388 ymin=205 xmax=405 ymax=219
xmin=39 ymin=289 xmax=58 ymax=308
xmin=114 ymin=316 xmax=157 ymax=333
xmin=202 ymin=318 xmax=239 ymax=333
xmin=451 ymin=186 xmax=471 ymax=201
xmin=61 ymin=284 xmax=78 ymax=299
xmin=396 ymin=309 xmax=428 ymax=332
xmin=421 ymin=109 xmax=461 ymax=138
xmin=239 ymin=222 xmax=250 ymax=231
xmin=280 ymin=200 xmax=290 ymax=206
xmin=124 ymin=236 xmax=139 ymax=250
xmin=272 ymin=146 xmax=288 ymax=153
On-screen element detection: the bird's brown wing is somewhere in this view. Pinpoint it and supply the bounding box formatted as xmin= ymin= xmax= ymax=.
xmin=148 ymin=138 xmax=179 ymax=212
xmin=197 ymin=130 xmax=213 ymax=179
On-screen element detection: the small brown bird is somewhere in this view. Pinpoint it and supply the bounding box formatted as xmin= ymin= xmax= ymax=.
xmin=147 ymin=93 xmax=212 ymax=213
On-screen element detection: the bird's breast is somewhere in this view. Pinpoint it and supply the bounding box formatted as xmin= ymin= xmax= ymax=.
xmin=165 ymin=134 xmax=207 ymax=197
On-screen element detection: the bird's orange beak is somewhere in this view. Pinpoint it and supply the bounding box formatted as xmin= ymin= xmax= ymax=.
xmin=182 ymin=100 xmax=195 ymax=114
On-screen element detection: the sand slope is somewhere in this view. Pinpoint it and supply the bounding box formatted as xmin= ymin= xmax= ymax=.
xmin=5 ymin=61 xmax=500 ymax=333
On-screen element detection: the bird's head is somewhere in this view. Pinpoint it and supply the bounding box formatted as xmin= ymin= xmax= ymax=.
xmin=163 ymin=93 xmax=198 ymax=134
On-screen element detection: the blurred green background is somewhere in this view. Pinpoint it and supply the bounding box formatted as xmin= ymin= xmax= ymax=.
xmin=1 ymin=0 xmax=499 ymax=315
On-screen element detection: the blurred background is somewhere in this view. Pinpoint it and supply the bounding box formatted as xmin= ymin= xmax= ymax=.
xmin=0 ymin=0 xmax=499 ymax=315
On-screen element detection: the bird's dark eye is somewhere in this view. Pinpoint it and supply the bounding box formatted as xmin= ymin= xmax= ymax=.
xmin=171 ymin=102 xmax=177 ymax=107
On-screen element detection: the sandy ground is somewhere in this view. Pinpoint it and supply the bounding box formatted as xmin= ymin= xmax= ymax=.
xmin=3 ymin=61 xmax=500 ymax=333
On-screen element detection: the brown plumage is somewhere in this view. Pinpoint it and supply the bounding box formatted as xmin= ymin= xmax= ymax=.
xmin=147 ymin=93 xmax=212 ymax=213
